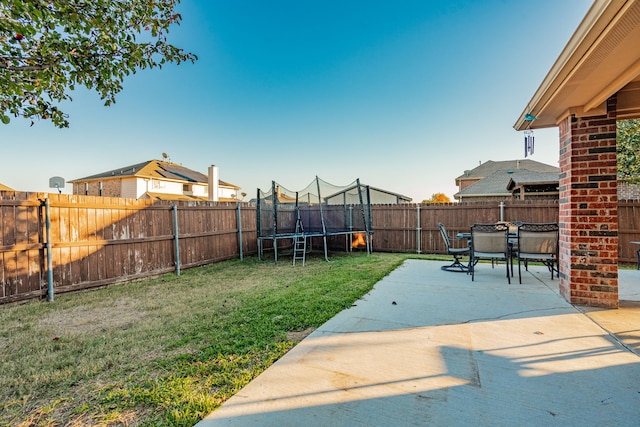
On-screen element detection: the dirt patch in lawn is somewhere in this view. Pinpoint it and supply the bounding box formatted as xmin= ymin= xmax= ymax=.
xmin=286 ymin=327 xmax=315 ymax=343
xmin=38 ymin=297 xmax=146 ymax=336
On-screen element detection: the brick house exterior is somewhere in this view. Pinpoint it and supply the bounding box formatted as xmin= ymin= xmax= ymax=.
xmin=514 ymin=0 xmax=640 ymax=307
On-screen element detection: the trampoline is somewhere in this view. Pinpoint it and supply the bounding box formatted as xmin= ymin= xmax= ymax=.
xmin=256 ymin=177 xmax=373 ymax=264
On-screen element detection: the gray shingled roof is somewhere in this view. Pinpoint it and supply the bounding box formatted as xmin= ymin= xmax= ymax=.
xmin=455 ymin=169 xmax=559 ymax=198
xmin=455 ymin=159 xmax=558 ymax=182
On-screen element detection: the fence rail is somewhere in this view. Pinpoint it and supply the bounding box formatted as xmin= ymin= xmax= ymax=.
xmin=1 ymin=192 xmax=638 ymax=304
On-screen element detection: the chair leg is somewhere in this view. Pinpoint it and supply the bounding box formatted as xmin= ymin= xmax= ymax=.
xmin=505 ymin=258 xmax=510 ymax=284
xmin=518 ymin=258 xmax=522 ymax=284
xmin=471 ymin=255 xmax=475 ymax=281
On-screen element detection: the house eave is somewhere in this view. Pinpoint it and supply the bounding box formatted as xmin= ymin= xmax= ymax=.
xmin=514 ymin=0 xmax=640 ymax=131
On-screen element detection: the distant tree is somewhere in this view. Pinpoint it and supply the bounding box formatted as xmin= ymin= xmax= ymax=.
xmin=617 ymin=118 xmax=640 ymax=184
xmin=422 ymin=193 xmax=451 ymax=204
xmin=0 ymin=0 xmax=197 ymax=128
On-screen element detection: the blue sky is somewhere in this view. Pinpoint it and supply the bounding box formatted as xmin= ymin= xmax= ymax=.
xmin=1 ymin=0 xmax=593 ymax=201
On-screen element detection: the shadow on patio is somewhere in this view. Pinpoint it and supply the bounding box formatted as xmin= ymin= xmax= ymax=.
xmin=197 ymin=260 xmax=640 ymax=426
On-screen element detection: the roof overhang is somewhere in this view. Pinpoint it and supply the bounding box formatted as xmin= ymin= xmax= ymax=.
xmin=514 ymin=0 xmax=640 ymax=131
xmin=506 ymin=179 xmax=559 ymax=191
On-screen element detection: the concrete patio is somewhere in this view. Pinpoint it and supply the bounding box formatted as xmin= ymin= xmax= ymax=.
xmin=197 ymin=260 xmax=640 ymax=426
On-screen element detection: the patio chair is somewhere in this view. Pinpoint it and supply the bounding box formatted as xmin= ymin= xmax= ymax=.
xmin=438 ymin=222 xmax=469 ymax=272
xmin=516 ymin=222 xmax=559 ymax=284
xmin=470 ymin=223 xmax=511 ymax=283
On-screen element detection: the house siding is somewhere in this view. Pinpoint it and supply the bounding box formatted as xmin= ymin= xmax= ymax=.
xmin=121 ymin=178 xmax=139 ymax=199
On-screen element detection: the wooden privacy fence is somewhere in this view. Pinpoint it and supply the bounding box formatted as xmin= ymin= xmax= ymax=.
xmin=0 ymin=192 xmax=256 ymax=304
xmin=370 ymin=200 xmax=561 ymax=254
xmin=369 ymin=199 xmax=640 ymax=265
xmin=1 ymin=193 xmax=638 ymax=304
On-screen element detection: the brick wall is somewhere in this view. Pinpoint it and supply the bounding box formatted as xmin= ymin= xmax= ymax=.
xmin=558 ymin=96 xmax=619 ymax=308
xmin=73 ymin=179 xmax=122 ymax=197
xmin=618 ymin=180 xmax=640 ymax=200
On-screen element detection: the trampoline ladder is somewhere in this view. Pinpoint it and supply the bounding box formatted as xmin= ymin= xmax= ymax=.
xmin=293 ymin=217 xmax=306 ymax=266
xmin=293 ymin=234 xmax=306 ymax=266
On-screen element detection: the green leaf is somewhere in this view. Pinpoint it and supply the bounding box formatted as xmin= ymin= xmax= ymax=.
xmin=0 ymin=0 xmax=197 ymax=128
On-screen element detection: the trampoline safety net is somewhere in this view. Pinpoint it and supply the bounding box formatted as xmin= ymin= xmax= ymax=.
xmin=256 ymin=176 xmax=373 ymax=263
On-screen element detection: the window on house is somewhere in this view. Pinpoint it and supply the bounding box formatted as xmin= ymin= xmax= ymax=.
xmin=183 ymin=184 xmax=192 ymax=193
xmin=84 ymin=183 xmax=88 ymax=196
xmin=99 ymin=181 xmax=103 ymax=196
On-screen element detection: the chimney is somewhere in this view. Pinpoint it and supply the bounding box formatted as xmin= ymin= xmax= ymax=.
xmin=208 ymin=165 xmax=219 ymax=202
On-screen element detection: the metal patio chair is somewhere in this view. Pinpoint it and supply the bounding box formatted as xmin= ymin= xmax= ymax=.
xmin=438 ymin=222 xmax=469 ymax=272
xmin=470 ymin=223 xmax=511 ymax=283
xmin=516 ymin=222 xmax=559 ymax=284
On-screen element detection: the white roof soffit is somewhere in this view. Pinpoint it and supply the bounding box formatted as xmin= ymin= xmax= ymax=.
xmin=515 ymin=0 xmax=640 ymax=131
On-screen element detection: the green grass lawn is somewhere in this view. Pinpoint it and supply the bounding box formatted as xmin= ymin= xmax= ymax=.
xmin=0 ymin=252 xmax=436 ymax=426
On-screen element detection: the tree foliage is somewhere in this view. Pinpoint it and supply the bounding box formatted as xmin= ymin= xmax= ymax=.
xmin=422 ymin=192 xmax=451 ymax=204
xmin=0 ymin=0 xmax=197 ymax=128
xmin=617 ymin=118 xmax=640 ymax=184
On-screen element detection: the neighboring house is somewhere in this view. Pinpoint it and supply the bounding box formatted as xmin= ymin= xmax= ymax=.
xmin=69 ymin=160 xmax=241 ymax=202
xmin=455 ymin=159 xmax=559 ymax=192
xmin=454 ymin=159 xmax=559 ymax=202
xmin=0 ymin=182 xmax=14 ymax=191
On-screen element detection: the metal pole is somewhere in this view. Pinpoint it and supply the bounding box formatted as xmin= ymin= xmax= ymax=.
xmin=356 ymin=180 xmax=371 ymax=255
xmin=272 ymin=180 xmax=278 ymax=264
xmin=237 ymin=202 xmax=244 ymax=260
xmin=316 ymin=176 xmax=329 ymax=261
xmin=343 ymin=192 xmax=348 ymax=251
xmin=173 ymin=204 xmax=181 ymax=276
xmin=499 ymin=201 xmax=505 ymax=222
xmin=348 ymin=205 xmax=353 ymax=252
xmin=44 ymin=198 xmax=54 ymax=302
xmin=256 ymin=188 xmax=263 ymax=260
xmin=416 ymin=204 xmax=421 ymax=254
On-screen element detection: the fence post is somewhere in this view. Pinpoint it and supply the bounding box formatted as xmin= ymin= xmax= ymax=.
xmin=416 ymin=204 xmax=421 ymax=254
xmin=237 ymin=202 xmax=244 ymax=260
xmin=173 ymin=204 xmax=181 ymax=276
xmin=44 ymin=198 xmax=54 ymax=302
